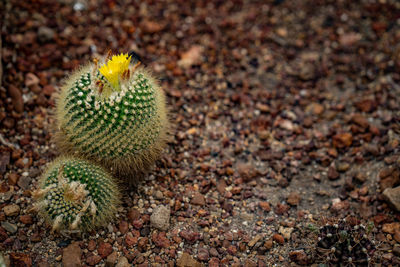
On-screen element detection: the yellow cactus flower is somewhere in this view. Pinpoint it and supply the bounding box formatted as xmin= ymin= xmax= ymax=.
xmin=99 ymin=53 xmax=131 ymax=89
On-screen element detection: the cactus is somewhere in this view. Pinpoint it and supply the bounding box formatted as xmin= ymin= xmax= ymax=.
xmin=33 ymin=157 xmax=120 ymax=233
xmin=54 ymin=52 xmax=169 ymax=181
xmin=315 ymin=218 xmax=376 ymax=266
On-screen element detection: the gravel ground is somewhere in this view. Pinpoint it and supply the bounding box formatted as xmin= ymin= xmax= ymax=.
xmin=1 ymin=0 xmax=400 ymax=266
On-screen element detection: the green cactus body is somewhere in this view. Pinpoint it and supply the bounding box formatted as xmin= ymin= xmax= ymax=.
xmin=55 ymin=54 xmax=169 ymax=181
xmin=33 ymin=157 xmax=120 ymax=232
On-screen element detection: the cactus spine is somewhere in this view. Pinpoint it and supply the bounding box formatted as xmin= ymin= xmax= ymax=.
xmin=54 ymin=53 xmax=169 ymax=181
xmin=33 ymin=157 xmax=120 ymax=232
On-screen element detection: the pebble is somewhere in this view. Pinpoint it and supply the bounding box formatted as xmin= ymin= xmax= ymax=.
xmin=272 ymin=234 xmax=284 ymax=244
xmin=62 ymin=243 xmax=82 ymax=267
xmin=383 ymin=223 xmax=400 ymax=234
xmin=289 ymin=250 xmax=308 ymax=265
xmin=259 ymin=201 xmax=271 ymax=212
xmin=86 ymin=255 xmax=102 ymax=266
xmin=25 ymin=73 xmax=40 ymax=88
xmin=19 ymin=215 xmax=33 ymax=224
xmin=17 ymin=175 xmax=31 ymax=189
xmin=150 ymin=205 xmax=170 ymax=231
xmin=383 ymin=186 xmax=400 ymax=212
xmin=115 ymin=256 xmax=130 ymax=267
xmin=332 ymin=133 xmax=353 ymax=148
xmin=9 ymin=253 xmax=32 ymax=267
xmin=3 ymin=204 xmax=20 ymax=216
xmin=8 ymin=85 xmax=24 ymax=113
xmin=105 ymin=251 xmax=118 ymax=267
xmin=191 ymin=193 xmax=206 ymax=206
xmin=1 ymin=221 xmax=17 ymax=233
xmin=197 ymin=247 xmax=209 ymax=261
xmin=38 ymin=26 xmax=55 ymax=42
xmin=287 ymin=192 xmax=301 ymax=206
xmin=177 ymin=252 xmax=204 ymax=267
xmin=98 ymin=242 xmax=113 ymax=258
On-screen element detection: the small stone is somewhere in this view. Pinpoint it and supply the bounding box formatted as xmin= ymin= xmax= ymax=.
xmin=331 ymin=198 xmax=349 ymax=212
xmin=273 ymin=234 xmax=284 ymax=244
xmin=8 ymin=85 xmax=24 ymax=113
xmin=259 ymin=201 xmax=271 ymax=212
xmin=17 ymin=175 xmax=31 ymax=189
xmin=115 ymin=256 xmax=130 ymax=267
xmin=25 ymin=73 xmax=40 ymax=87
xmin=150 ymin=205 xmax=170 ymax=231
xmin=216 ymin=179 xmax=227 ymax=195
xmin=383 ymin=186 xmax=400 ymax=212
xmin=106 ymin=251 xmax=118 ymax=267
xmin=332 ymin=133 xmax=353 ymax=148
xmin=98 ymin=242 xmax=113 ymax=258
xmin=287 ymin=192 xmax=301 ymax=206
xmin=38 ymin=26 xmax=55 ymax=42
xmin=177 ymin=252 xmax=203 ymax=267
xmin=248 ymin=234 xmax=262 ymax=247
xmin=9 ymin=253 xmax=32 ymax=267
xmin=289 ymin=250 xmax=308 ymax=265
xmin=279 ymin=226 xmax=293 ymax=240
xmin=393 ymin=245 xmax=400 ymax=257
xmin=383 ymin=223 xmax=400 ymax=234
xmin=153 ymin=190 xmax=164 ymax=200
xmin=86 ymin=255 xmax=102 ymax=266
xmin=327 ymin=167 xmax=340 ymax=180
xmin=118 ymin=220 xmax=129 ymax=234
xmin=264 ymin=239 xmax=273 ymax=249
xmin=62 ymin=243 xmax=81 ymax=267
xmin=128 ymin=208 xmax=140 ymax=222
xmin=125 ymin=232 xmax=138 ymax=247
xmin=237 ymin=162 xmax=259 ymax=182
xmin=191 ymin=193 xmax=206 ymax=206
xmin=1 ymin=222 xmax=17 ymax=233
xmin=8 ymin=173 xmax=19 ymax=185
xmin=3 ymin=204 xmax=20 ymax=216
xmin=197 ymin=247 xmax=209 ymax=261
xmin=19 ymin=215 xmax=33 ymax=224
xmin=351 ymin=114 xmax=369 ymax=129
xmin=178 ymin=45 xmax=204 ymax=68
xmin=87 ymin=240 xmax=96 ymax=251
xmin=274 ymin=203 xmax=289 ymax=215
xmin=152 ymin=231 xmax=170 ymax=248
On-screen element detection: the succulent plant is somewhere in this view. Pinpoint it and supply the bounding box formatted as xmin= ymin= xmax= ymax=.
xmin=33 ymin=157 xmax=120 ymax=233
xmin=54 ymin=52 xmax=169 ymax=181
xmin=315 ymin=218 xmax=376 ymax=266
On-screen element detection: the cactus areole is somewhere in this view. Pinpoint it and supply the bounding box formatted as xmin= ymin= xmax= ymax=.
xmin=33 ymin=157 xmax=120 ymax=232
xmin=55 ymin=53 xmax=169 ymax=180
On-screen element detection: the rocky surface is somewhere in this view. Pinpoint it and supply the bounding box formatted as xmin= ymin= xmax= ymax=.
xmin=1 ymin=0 xmax=400 ymax=266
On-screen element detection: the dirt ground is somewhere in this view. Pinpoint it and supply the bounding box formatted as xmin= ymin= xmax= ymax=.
xmin=1 ymin=0 xmax=400 ymax=266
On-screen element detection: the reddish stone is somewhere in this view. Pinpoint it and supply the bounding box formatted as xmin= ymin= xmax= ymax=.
xmin=191 ymin=192 xmax=206 ymax=206
xmin=19 ymin=215 xmax=33 ymax=224
xmin=332 ymin=133 xmax=353 ymax=148
xmin=152 ymin=232 xmax=170 ymax=248
xmin=97 ymin=242 xmax=113 ymax=258
xmin=119 ymin=220 xmax=129 ymax=234
xmin=259 ymin=201 xmax=271 ymax=212
xmin=86 ymin=255 xmax=102 ymax=266
xmin=10 ymin=253 xmax=32 ymax=267
xmin=274 ymin=203 xmax=289 ymax=215
xmin=273 ymin=234 xmax=284 ymax=244
xmin=87 ymin=240 xmax=96 ymax=251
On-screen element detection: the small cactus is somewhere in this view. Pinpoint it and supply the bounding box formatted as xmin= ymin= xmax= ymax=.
xmin=315 ymin=218 xmax=376 ymax=266
xmin=33 ymin=157 xmax=120 ymax=233
xmin=54 ymin=52 xmax=169 ymax=181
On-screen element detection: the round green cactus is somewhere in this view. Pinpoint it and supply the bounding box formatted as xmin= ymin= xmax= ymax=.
xmin=54 ymin=53 xmax=169 ymax=181
xmin=33 ymin=157 xmax=120 ymax=233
